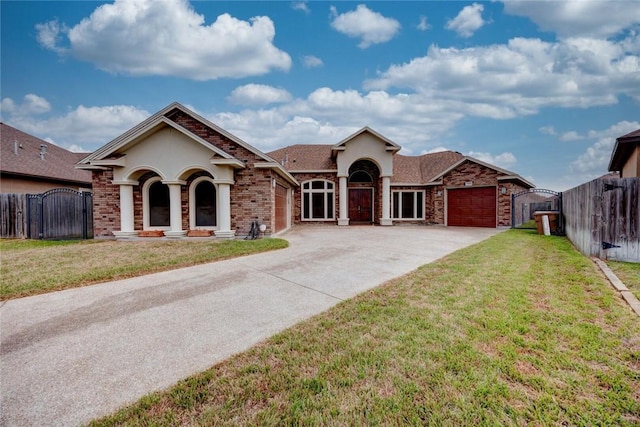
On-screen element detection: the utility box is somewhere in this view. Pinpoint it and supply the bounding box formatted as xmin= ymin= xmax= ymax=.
xmin=533 ymin=211 xmax=559 ymax=235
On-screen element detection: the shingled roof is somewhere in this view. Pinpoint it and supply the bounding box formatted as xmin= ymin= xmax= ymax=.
xmin=267 ymin=144 xmax=466 ymax=184
xmin=1 ymin=123 xmax=91 ymax=185
xmin=608 ymin=128 xmax=640 ymax=172
xmin=267 ymin=143 xmax=534 ymax=188
xmin=393 ymin=151 xmax=465 ymax=184
xmin=267 ymin=144 xmax=337 ymax=171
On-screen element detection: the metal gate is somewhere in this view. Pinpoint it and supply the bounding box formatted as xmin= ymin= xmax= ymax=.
xmin=511 ymin=189 xmax=562 ymax=231
xmin=26 ymin=188 xmax=93 ymax=239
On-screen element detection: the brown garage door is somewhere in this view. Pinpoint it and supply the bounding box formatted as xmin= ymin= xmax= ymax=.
xmin=447 ymin=187 xmax=497 ymax=228
xmin=275 ymin=184 xmax=288 ymax=232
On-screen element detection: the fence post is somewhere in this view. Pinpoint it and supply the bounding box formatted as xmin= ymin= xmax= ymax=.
xmin=510 ymin=193 xmax=515 ymax=228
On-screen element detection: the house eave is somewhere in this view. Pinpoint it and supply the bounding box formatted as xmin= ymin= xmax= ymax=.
xmin=288 ymin=169 xmax=338 ymax=174
xmin=254 ymin=162 xmax=299 ymax=186
xmin=210 ymin=158 xmax=245 ymax=169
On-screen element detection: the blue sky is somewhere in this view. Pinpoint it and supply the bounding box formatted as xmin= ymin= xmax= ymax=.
xmin=1 ymin=0 xmax=639 ymax=191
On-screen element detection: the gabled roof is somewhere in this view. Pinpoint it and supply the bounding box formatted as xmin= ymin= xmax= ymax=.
xmin=608 ymin=128 xmax=640 ymax=172
xmin=78 ymin=102 xmax=297 ymax=185
xmin=392 ymin=151 xmax=464 ymax=184
xmin=331 ymin=126 xmax=401 ymax=153
xmin=430 ymin=155 xmax=534 ymax=188
xmin=1 ymin=123 xmax=92 ymax=185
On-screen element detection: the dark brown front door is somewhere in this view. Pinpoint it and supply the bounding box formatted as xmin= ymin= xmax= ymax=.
xmin=349 ymin=188 xmax=373 ymax=223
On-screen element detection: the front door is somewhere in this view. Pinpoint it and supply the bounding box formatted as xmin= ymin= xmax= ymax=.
xmin=349 ymin=188 xmax=373 ymax=223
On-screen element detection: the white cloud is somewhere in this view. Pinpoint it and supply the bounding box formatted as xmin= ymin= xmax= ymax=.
xmin=421 ymin=146 xmax=449 ymax=154
xmin=36 ymin=0 xmax=291 ymax=80
xmin=291 ymin=2 xmax=310 ymax=14
xmin=467 ymin=151 xmax=517 ymax=169
xmin=227 ymin=84 xmax=292 ymax=106
xmin=0 ymin=94 xmax=51 ymax=117
xmin=364 ymin=35 xmax=640 ymax=117
xmin=417 ymin=16 xmax=431 ymax=31
xmin=35 ymin=19 xmax=67 ymax=53
xmin=559 ymin=131 xmax=583 ymax=142
xmin=502 ymin=0 xmax=640 ymax=39
xmin=302 ymin=55 xmax=324 ymax=68
xmin=330 ymin=4 xmax=401 ymax=49
xmin=1 ymin=96 xmax=149 ymax=151
xmin=446 ymin=3 xmax=486 ymax=38
xmin=569 ymin=120 xmax=640 ymax=181
xmin=539 ymin=126 xmax=557 ymax=136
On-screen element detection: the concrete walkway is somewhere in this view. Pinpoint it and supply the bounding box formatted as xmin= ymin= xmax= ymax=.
xmin=1 ymin=226 xmax=501 ymax=426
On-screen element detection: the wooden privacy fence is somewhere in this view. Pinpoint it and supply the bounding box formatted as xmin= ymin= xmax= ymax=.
xmin=1 ymin=189 xmax=93 ymax=239
xmin=563 ymin=177 xmax=639 ymax=262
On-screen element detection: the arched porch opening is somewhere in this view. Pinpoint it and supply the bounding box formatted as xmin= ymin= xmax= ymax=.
xmin=347 ymin=159 xmax=380 ymax=224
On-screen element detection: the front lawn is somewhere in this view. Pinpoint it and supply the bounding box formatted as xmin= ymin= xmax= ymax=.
xmin=0 ymin=238 xmax=288 ymax=300
xmin=90 ymin=230 xmax=640 ymax=426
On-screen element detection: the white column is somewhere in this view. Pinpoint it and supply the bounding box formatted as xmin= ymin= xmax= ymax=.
xmin=214 ymin=181 xmax=235 ymax=238
xmin=113 ymin=181 xmax=137 ymax=238
xmin=164 ymin=182 xmax=187 ymax=238
xmin=338 ymin=176 xmax=349 ymax=226
xmin=380 ymin=176 xmax=392 ymax=226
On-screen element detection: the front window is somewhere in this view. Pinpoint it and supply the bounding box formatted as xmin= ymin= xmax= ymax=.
xmin=302 ymin=180 xmax=334 ymax=220
xmin=392 ymin=191 xmax=424 ymax=220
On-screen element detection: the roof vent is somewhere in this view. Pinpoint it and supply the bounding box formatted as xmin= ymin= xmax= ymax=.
xmin=40 ymin=144 xmax=47 ymax=160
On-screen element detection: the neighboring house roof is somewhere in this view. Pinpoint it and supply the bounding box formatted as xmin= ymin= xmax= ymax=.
xmin=608 ymin=128 xmax=640 ymax=172
xmin=0 ymin=123 xmax=92 ymax=185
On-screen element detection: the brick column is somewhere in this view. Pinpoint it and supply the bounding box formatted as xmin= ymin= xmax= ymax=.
xmin=112 ymin=180 xmax=138 ymax=238
xmin=338 ymin=176 xmax=349 ymax=226
xmin=214 ymin=180 xmax=235 ymax=238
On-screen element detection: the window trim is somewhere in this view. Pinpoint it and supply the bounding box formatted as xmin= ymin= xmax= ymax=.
xmin=301 ymin=179 xmax=335 ymax=221
xmin=392 ymin=190 xmax=425 ymax=220
xmin=189 ymin=176 xmax=218 ymax=230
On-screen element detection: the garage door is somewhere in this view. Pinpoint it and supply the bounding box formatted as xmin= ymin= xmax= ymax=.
xmin=447 ymin=187 xmax=496 ymax=228
xmin=275 ymin=184 xmax=288 ymax=232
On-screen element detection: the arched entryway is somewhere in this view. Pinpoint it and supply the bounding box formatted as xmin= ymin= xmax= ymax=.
xmin=189 ymin=176 xmax=217 ymax=229
xmin=348 ymin=160 xmax=380 ymax=224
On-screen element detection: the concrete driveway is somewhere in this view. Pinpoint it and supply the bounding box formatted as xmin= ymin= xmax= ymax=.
xmin=1 ymin=226 xmax=502 ymax=426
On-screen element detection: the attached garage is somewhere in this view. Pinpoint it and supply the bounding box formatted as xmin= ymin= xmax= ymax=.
xmin=274 ymin=183 xmax=288 ymax=232
xmin=447 ymin=187 xmax=497 ymax=228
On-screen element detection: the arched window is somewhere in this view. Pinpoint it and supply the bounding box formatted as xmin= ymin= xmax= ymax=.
xmin=301 ymin=180 xmax=334 ymax=220
xmin=192 ymin=179 xmax=217 ymax=228
xmin=145 ymin=178 xmax=170 ymax=228
xmin=349 ymin=170 xmax=372 ymax=183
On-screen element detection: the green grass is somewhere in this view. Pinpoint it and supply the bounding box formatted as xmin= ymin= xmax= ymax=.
xmin=607 ymin=261 xmax=640 ymax=300
xmin=0 ymin=238 xmax=288 ymax=300
xmin=89 ymin=229 xmax=640 ymax=426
